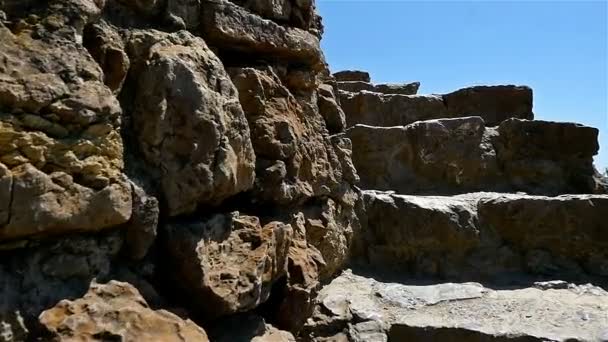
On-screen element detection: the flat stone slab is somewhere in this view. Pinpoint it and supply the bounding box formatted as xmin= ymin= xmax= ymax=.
xmin=303 ymin=270 xmax=608 ymax=341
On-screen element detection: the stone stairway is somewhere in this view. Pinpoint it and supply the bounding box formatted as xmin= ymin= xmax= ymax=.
xmin=302 ymin=71 xmax=608 ymax=341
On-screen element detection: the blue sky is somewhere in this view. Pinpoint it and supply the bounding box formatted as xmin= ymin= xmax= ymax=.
xmin=317 ymin=1 xmax=608 ymax=169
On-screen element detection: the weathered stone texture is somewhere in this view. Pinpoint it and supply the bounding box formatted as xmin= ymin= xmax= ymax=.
xmin=40 ymin=280 xmax=209 ymax=341
xmin=339 ymin=84 xmax=533 ymax=128
xmin=346 ymin=117 xmax=602 ymax=196
xmin=302 ymin=271 xmax=608 ymax=342
xmin=129 ymin=30 xmax=256 ymax=216
xmin=229 ymin=66 xmax=354 ymax=205
xmin=357 ymin=190 xmax=608 ymax=279
xmin=164 ymin=213 xmax=293 ymax=318
xmin=1 ymin=1 xmax=606 ymax=341
xmin=0 ymin=12 xmax=132 ymax=243
xmin=201 ymin=0 xmax=323 ymax=67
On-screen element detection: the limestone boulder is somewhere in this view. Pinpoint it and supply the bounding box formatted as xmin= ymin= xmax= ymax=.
xmin=228 ymin=0 xmax=317 ymax=31
xmin=0 ymin=23 xmax=132 ymax=243
xmin=163 ymin=210 xmax=326 ymax=330
xmin=1 ymin=163 xmax=131 ymax=242
xmin=339 ymin=91 xmax=447 ymax=128
xmin=229 ymin=66 xmax=353 ymax=204
xmin=356 ymin=190 xmax=608 ymax=279
xmin=130 ymin=30 xmax=255 ymax=216
xmin=317 ymin=83 xmax=346 ymax=134
xmin=164 ymin=213 xmax=293 ymax=318
xmin=337 ymin=81 xmax=420 ymax=95
xmin=478 ymin=194 xmax=608 ymax=275
xmin=495 ymin=118 xmax=600 ymax=194
xmin=443 ymin=85 xmax=534 ymax=126
xmin=201 ymin=0 xmax=323 ymax=67
xmin=346 ymin=117 xmax=603 ymax=195
xmin=333 ymin=70 xmax=370 ymax=83
xmin=339 ymin=85 xmax=533 ymax=128
xmin=39 ymin=280 xmax=209 ymax=341
xmin=359 ymin=191 xmax=480 ymax=273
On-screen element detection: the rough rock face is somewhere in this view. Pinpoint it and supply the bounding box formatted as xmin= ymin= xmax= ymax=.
xmin=443 ymin=85 xmax=534 ymax=126
xmin=229 ymin=66 xmax=356 ymax=205
xmin=346 ymin=117 xmax=603 ymax=195
xmin=0 ymin=15 xmax=133 ymax=243
xmin=339 ymin=83 xmax=533 ymax=127
xmin=302 ymin=270 xmax=608 ymax=342
xmin=164 ymin=213 xmax=294 ymax=318
xmin=201 ymin=0 xmax=323 ymax=67
xmin=40 ymin=280 xmax=209 ymax=341
xmin=162 ymin=208 xmax=353 ymax=331
xmin=129 ymin=30 xmax=256 ymax=217
xmin=356 ymin=190 xmax=608 ymax=280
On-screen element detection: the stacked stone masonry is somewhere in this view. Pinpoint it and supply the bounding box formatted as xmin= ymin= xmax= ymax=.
xmin=0 ymin=1 xmax=606 ymax=341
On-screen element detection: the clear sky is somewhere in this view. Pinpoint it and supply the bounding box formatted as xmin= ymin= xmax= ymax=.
xmin=317 ymin=1 xmax=608 ymax=169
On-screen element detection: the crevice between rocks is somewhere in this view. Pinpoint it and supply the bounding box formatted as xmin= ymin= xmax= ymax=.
xmin=4 ymin=172 xmax=15 ymax=228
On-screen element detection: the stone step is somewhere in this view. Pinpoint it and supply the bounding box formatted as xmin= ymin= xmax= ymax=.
xmin=339 ymin=84 xmax=533 ymax=127
xmin=345 ymin=116 xmax=605 ymax=196
xmin=337 ymin=81 xmax=420 ymax=95
xmin=354 ymin=190 xmax=608 ymax=281
xmin=302 ymin=270 xmax=608 ymax=342
xmin=333 ymin=70 xmax=371 ymax=82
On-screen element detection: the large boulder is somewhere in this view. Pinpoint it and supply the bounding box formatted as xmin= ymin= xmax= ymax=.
xmin=478 ymin=195 xmax=608 ymax=275
xmin=340 ymin=92 xmax=448 ymax=128
xmin=495 ymin=118 xmax=601 ymax=194
xmin=1 ymin=163 xmax=132 ymax=242
xmin=164 ymin=213 xmax=291 ymax=318
xmin=355 ymin=190 xmax=608 ymax=279
xmin=358 ymin=191 xmax=481 ymax=276
xmin=163 ymin=210 xmax=329 ymax=331
xmin=442 ymin=85 xmax=534 ymax=126
xmin=129 ymin=30 xmax=255 ymax=217
xmin=39 ymin=280 xmax=209 ymax=341
xmin=0 ymin=14 xmax=132 ymax=243
xmin=339 ymin=85 xmax=533 ymax=128
xmin=228 ymin=0 xmax=318 ymax=31
xmin=200 ymin=0 xmax=323 ymax=67
xmin=229 ymin=66 xmax=355 ymax=205
xmin=346 ymin=117 xmax=603 ymax=196
xmin=333 ymin=70 xmax=370 ymax=83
